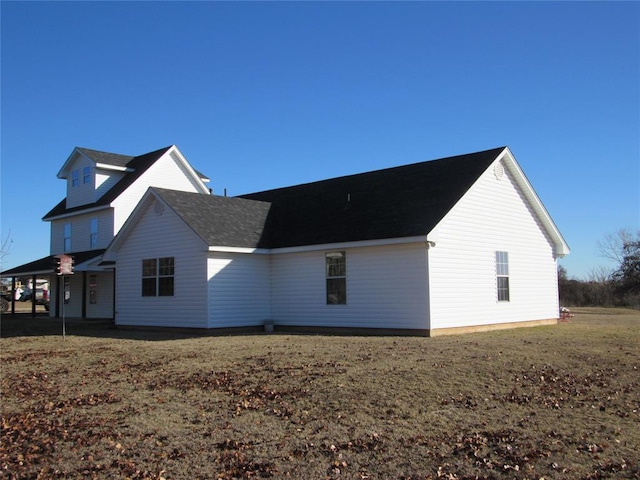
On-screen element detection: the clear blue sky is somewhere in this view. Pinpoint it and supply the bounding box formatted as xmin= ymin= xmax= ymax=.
xmin=1 ymin=1 xmax=638 ymax=279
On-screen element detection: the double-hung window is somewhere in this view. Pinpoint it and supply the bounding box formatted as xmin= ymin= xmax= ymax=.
xmin=72 ymin=169 xmax=80 ymax=187
xmin=142 ymin=257 xmax=175 ymax=297
xmin=83 ymin=166 xmax=92 ymax=184
xmin=496 ymin=251 xmax=510 ymax=302
xmin=90 ymin=218 xmax=98 ymax=249
xmin=326 ymin=251 xmax=347 ymax=304
xmin=63 ymin=223 xmax=72 ymax=252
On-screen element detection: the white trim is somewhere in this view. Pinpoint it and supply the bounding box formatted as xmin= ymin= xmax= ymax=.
xmin=208 ymin=246 xmax=270 ymax=254
xmin=167 ymin=145 xmax=211 ymax=195
xmin=270 ymin=235 xmax=429 ymax=254
xmin=95 ymin=163 xmax=134 ymax=172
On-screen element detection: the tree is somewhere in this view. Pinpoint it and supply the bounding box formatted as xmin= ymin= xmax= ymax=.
xmin=611 ymin=237 xmax=640 ymax=295
xmin=0 ymin=230 xmax=12 ymax=265
xmin=599 ymin=229 xmax=640 ymax=306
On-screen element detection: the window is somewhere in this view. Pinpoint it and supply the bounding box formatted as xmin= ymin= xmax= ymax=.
xmin=496 ymin=251 xmax=510 ymax=302
xmin=89 ymin=275 xmax=97 ymax=304
xmin=326 ymin=251 xmax=346 ymax=304
xmin=63 ymin=223 xmax=72 ymax=252
xmin=72 ymin=169 xmax=80 ymax=187
xmin=83 ymin=166 xmax=92 ymax=184
xmin=142 ymin=257 xmax=175 ymax=297
xmin=90 ymin=218 xmax=98 ymax=248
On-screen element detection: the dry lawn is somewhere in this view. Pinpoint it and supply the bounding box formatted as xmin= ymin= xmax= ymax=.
xmin=1 ymin=308 xmax=639 ymax=479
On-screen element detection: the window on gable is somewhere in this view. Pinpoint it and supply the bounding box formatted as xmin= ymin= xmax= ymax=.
xmin=63 ymin=223 xmax=72 ymax=252
xmin=326 ymin=251 xmax=347 ymax=305
xmin=90 ymin=218 xmax=98 ymax=249
xmin=142 ymin=257 xmax=175 ymax=297
xmin=72 ymin=169 xmax=80 ymax=187
xmin=496 ymin=251 xmax=510 ymax=302
xmin=83 ymin=166 xmax=92 ymax=184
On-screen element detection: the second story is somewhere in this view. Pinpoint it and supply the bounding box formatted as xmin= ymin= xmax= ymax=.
xmin=43 ymin=145 xmax=211 ymax=255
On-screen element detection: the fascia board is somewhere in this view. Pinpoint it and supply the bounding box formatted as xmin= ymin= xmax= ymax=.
xmin=95 ymin=163 xmax=133 ymax=172
xmin=208 ymin=246 xmax=271 ymax=254
xmin=498 ymin=148 xmax=570 ymax=256
xmin=56 ymin=148 xmax=87 ymax=179
xmin=269 ymin=236 xmax=430 ymax=255
xmin=168 ymin=145 xmax=211 ymax=194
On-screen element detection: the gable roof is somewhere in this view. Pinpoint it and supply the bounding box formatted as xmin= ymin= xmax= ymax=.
xmin=44 ymin=146 xmax=174 ymax=220
xmin=106 ymin=146 xmax=569 ymax=257
xmin=240 ymin=147 xmax=506 ymax=249
xmin=152 ymin=188 xmax=271 ymax=249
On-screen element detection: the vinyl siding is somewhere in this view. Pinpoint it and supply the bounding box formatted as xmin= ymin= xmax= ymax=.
xmin=115 ymin=198 xmax=208 ymax=328
xmin=65 ymin=154 xmax=96 ymax=209
xmin=86 ymin=271 xmax=114 ymax=318
xmin=95 ymin=170 xmax=125 ymax=200
xmin=112 ymin=151 xmax=206 ymax=233
xmin=428 ymin=163 xmax=559 ymax=329
xmin=49 ymin=210 xmax=115 ymax=254
xmin=271 ymin=243 xmax=429 ymax=330
xmin=207 ymin=253 xmax=271 ymax=328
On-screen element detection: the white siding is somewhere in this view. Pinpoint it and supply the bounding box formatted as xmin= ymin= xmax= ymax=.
xmin=86 ymin=271 xmax=114 ymax=318
xmin=65 ymin=155 xmax=96 ymax=209
xmin=207 ymin=253 xmax=271 ymax=328
xmin=95 ymin=170 xmax=125 ymax=200
xmin=115 ymin=198 xmax=208 ymax=328
xmin=49 ymin=210 xmax=115 ymax=254
xmin=428 ymin=163 xmax=559 ymax=330
xmin=271 ymin=243 xmax=429 ymax=330
xmin=112 ymin=151 xmax=206 ymax=233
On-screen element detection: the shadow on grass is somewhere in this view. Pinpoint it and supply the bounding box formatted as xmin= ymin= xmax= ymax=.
xmin=0 ymin=314 xmax=265 ymax=342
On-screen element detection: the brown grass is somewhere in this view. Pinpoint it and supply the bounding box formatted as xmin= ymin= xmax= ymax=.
xmin=1 ymin=307 xmax=639 ymax=479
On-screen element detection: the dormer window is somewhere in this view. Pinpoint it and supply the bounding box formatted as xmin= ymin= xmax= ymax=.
xmin=72 ymin=169 xmax=80 ymax=187
xmin=83 ymin=166 xmax=92 ymax=184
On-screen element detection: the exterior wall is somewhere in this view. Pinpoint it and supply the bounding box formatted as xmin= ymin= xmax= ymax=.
xmin=270 ymin=242 xmax=429 ymax=330
xmin=428 ymin=163 xmax=560 ymax=330
xmin=115 ymin=198 xmax=208 ymax=328
xmin=112 ymin=151 xmax=207 ymax=233
xmin=86 ymin=271 xmax=114 ymax=318
xmin=49 ymin=209 xmax=115 ymax=254
xmin=95 ymin=170 xmax=125 ymax=200
xmin=207 ymin=253 xmax=271 ymax=328
xmin=65 ymin=154 xmax=96 ymax=209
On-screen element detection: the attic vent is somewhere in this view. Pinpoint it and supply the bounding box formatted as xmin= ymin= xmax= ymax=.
xmin=154 ymin=201 xmax=164 ymax=216
xmin=494 ymin=161 xmax=505 ymax=180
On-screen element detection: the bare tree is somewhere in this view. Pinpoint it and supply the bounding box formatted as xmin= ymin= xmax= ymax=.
xmin=597 ymin=228 xmax=639 ymax=264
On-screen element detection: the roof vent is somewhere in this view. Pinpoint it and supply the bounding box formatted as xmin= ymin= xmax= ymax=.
xmin=494 ymin=161 xmax=505 ymax=180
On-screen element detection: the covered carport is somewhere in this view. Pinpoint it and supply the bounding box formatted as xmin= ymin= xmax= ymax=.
xmin=2 ymin=250 xmax=106 ymax=318
xmin=1 ymin=255 xmax=55 ymax=318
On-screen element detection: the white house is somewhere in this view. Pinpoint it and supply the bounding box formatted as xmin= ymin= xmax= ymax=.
xmin=2 ymin=145 xmax=211 ymax=318
xmin=103 ymin=146 xmax=569 ymax=336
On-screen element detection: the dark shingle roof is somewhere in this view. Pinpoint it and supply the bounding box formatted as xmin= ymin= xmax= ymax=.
xmin=153 ymin=188 xmax=271 ymax=249
xmin=43 ymin=146 xmax=173 ymax=220
xmin=2 ymin=250 xmax=106 ymax=277
xmin=239 ymin=147 xmax=505 ymax=248
xmin=76 ymin=148 xmax=134 ymax=167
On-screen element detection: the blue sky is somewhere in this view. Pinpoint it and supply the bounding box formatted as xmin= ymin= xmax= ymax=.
xmin=1 ymin=1 xmax=638 ymax=279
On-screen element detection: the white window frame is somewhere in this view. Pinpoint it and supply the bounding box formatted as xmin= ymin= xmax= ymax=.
xmin=142 ymin=257 xmax=175 ymax=297
xmin=71 ymin=169 xmax=80 ymax=187
xmin=63 ymin=223 xmax=72 ymax=252
xmin=326 ymin=251 xmax=347 ymax=305
xmin=83 ymin=166 xmax=92 ymax=184
xmin=496 ymin=251 xmax=510 ymax=302
xmin=90 ymin=218 xmax=98 ymax=249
